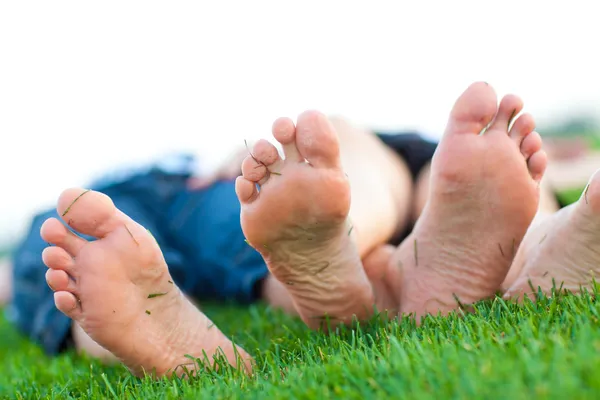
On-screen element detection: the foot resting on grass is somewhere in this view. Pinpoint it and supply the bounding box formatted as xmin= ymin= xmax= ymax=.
xmin=41 ymin=188 xmax=252 ymax=377
xmin=504 ymin=169 xmax=600 ymax=300
xmin=385 ymin=82 xmax=548 ymax=320
xmin=236 ymin=111 xmax=375 ymax=329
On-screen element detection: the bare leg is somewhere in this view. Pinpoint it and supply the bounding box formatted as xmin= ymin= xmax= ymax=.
xmin=0 ymin=259 xmax=12 ymax=306
xmin=329 ymin=116 xmax=414 ymax=257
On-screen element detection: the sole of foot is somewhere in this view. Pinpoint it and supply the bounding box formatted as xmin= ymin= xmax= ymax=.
xmin=385 ymin=81 xmax=547 ymax=321
xmin=41 ymin=188 xmax=252 ymax=377
xmin=236 ymin=111 xmax=374 ymax=329
xmin=504 ymin=169 xmax=600 ymax=300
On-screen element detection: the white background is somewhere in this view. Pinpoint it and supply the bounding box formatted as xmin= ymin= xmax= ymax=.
xmin=0 ymin=1 xmax=598 ymax=245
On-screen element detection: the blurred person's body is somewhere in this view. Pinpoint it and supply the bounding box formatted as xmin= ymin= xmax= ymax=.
xmin=3 ymin=82 xmax=600 ymax=377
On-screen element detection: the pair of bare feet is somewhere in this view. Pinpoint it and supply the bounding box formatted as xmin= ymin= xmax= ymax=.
xmin=40 ymin=82 xmax=600 ymax=378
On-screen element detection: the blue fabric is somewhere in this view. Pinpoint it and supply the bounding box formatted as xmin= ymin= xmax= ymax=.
xmin=8 ymin=157 xmax=267 ymax=355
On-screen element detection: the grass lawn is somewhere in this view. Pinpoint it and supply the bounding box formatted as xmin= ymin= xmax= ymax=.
xmin=1 ymin=186 xmax=599 ymax=399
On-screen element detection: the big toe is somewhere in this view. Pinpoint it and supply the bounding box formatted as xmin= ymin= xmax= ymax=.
xmin=58 ymin=188 xmax=121 ymax=238
xmin=294 ymin=110 xmax=342 ymax=169
xmin=445 ymin=81 xmax=498 ymax=137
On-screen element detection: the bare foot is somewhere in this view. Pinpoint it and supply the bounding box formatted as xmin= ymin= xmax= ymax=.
xmin=504 ymin=170 xmax=600 ymax=300
xmin=236 ymin=111 xmax=374 ymax=329
xmin=41 ymin=188 xmax=251 ymax=377
xmin=386 ymin=82 xmax=547 ymax=320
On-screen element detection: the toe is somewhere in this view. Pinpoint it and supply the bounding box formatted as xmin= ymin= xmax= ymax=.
xmin=272 ymin=117 xmax=302 ymax=162
xmin=252 ymin=139 xmax=282 ymax=167
xmin=519 ymin=131 xmax=543 ymax=160
xmin=42 ymin=246 xmax=75 ymax=274
xmin=527 ymin=150 xmax=548 ymax=183
xmin=510 ymin=113 xmax=536 ymax=145
xmin=488 ymin=94 xmax=524 ymax=134
xmin=40 ymin=218 xmax=87 ymax=257
xmin=57 ymin=188 xmax=120 ymax=239
xmin=241 ymin=154 xmax=268 ymax=183
xmin=46 ymin=269 xmax=77 ymax=293
xmin=294 ymin=110 xmax=342 ymax=169
xmin=235 ymin=176 xmax=258 ymax=204
xmin=445 ymin=81 xmax=498 ymax=136
xmin=54 ymin=291 xmax=82 ymax=320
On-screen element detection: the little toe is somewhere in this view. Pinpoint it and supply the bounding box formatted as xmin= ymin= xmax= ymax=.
xmin=510 ymin=113 xmax=536 ymax=145
xmin=46 ymin=269 xmax=76 ymax=293
xmin=42 ymin=246 xmax=75 ymax=274
xmin=235 ymin=176 xmax=258 ymax=204
xmin=40 ymin=218 xmax=87 ymax=257
xmin=294 ymin=110 xmax=342 ymax=169
xmin=519 ymin=131 xmax=543 ymax=160
xmin=527 ymin=150 xmax=548 ymax=182
xmin=272 ymin=117 xmax=302 ymax=162
xmin=488 ymin=94 xmax=524 ymax=134
xmin=54 ymin=291 xmax=81 ymax=320
xmin=445 ymin=81 xmax=498 ymax=136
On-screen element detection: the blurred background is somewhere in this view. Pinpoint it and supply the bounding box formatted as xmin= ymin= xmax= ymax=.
xmin=0 ymin=0 xmax=599 ymax=250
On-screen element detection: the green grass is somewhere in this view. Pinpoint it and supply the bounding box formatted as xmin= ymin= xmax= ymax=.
xmin=2 ymin=291 xmax=600 ymax=399
xmin=556 ymin=186 xmax=586 ymax=206
xmin=2 ymin=187 xmax=598 ymax=399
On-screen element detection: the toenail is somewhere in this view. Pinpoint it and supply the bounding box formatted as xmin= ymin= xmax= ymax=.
xmin=47 ymin=282 xmax=54 ymax=291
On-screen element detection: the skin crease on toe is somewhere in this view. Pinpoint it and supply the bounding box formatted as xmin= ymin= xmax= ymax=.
xmin=238 ymin=110 xmax=375 ymax=329
xmin=41 ymin=188 xmax=253 ymax=377
xmin=384 ymin=82 xmax=546 ymax=321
